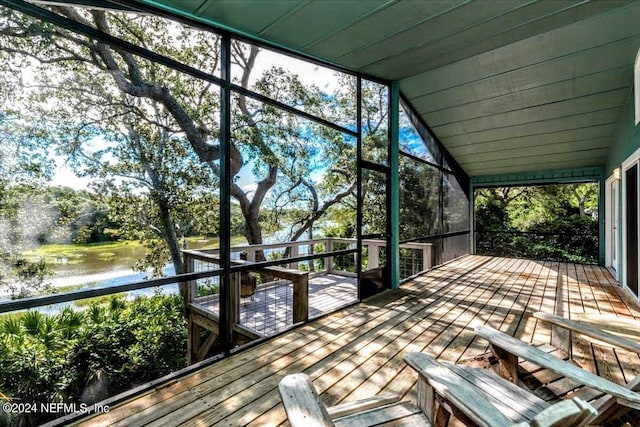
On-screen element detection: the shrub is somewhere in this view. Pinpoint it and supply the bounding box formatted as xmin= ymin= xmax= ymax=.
xmin=0 ymin=294 xmax=187 ymax=426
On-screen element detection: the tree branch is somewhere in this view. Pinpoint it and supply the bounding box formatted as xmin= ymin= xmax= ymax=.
xmin=288 ymin=181 xmax=356 ymax=242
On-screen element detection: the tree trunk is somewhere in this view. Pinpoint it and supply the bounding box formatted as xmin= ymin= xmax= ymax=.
xmin=571 ymin=188 xmax=588 ymax=216
xmin=229 ymin=164 xmax=277 ymax=262
xmin=245 ymin=208 xmax=266 ymax=261
xmin=308 ymin=228 xmax=315 ymax=272
xmin=156 ymin=197 xmax=187 ymax=299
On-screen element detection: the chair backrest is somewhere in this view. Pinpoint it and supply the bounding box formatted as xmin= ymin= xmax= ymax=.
xmin=279 ymin=373 xmax=334 ymax=427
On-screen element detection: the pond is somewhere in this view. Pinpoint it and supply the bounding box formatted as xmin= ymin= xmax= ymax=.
xmin=27 ymin=238 xmax=222 ymax=282
xmin=1 ymin=238 xmax=229 ymax=309
xmin=3 ymin=233 xmax=311 ymax=314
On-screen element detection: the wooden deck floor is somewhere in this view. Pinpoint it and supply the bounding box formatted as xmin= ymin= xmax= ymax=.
xmin=195 ymin=274 xmax=358 ymax=336
xmin=76 ymin=256 xmax=640 ymax=427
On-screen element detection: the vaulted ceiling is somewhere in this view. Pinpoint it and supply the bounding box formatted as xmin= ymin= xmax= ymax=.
xmin=133 ymin=0 xmax=640 ymax=177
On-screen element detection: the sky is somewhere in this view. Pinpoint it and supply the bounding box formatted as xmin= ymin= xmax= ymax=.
xmin=51 ymin=161 xmax=93 ymax=190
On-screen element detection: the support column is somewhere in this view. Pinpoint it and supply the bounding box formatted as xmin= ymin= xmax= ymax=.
xmin=470 ymin=182 xmax=475 ymax=255
xmin=219 ymin=35 xmax=232 ymax=355
xmin=599 ymin=172 xmax=606 ymax=265
xmin=389 ymin=82 xmax=400 ymax=289
xmin=326 ymin=238 xmax=334 ymax=274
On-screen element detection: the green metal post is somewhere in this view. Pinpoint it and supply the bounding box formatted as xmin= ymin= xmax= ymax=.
xmin=599 ymin=173 xmax=606 ymax=265
xmin=617 ymin=177 xmax=623 ymax=277
xmin=390 ymin=82 xmax=400 ymax=288
xmin=469 ymin=182 xmax=475 ymax=254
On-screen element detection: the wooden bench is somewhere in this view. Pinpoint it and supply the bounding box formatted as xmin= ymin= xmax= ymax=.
xmin=279 ymin=353 xmax=598 ymax=427
xmin=475 ymin=324 xmax=640 ymax=424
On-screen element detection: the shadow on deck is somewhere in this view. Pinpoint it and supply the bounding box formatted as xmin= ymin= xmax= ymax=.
xmin=74 ymin=256 xmax=640 ymax=427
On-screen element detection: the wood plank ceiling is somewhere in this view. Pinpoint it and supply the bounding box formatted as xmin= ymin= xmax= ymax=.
xmin=137 ymin=0 xmax=640 ymax=177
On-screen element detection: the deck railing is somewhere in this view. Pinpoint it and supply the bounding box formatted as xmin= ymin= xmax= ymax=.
xmin=181 ymin=240 xmax=356 ymax=362
xmin=181 ymin=237 xmax=433 ymax=362
xmin=182 ymin=250 xmax=311 ymax=345
xmin=183 ymin=237 xmax=433 ymax=276
xmin=475 ymin=229 xmax=598 ymax=264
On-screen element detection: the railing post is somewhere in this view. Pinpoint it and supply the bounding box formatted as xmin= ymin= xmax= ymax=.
xmin=290 ymin=243 xmax=299 ymax=269
xmin=187 ymin=312 xmax=199 ymax=365
xmin=230 ymin=271 xmax=240 ymax=332
xmin=184 ymin=250 xmax=199 ymax=364
xmin=292 ymin=273 xmax=309 ymax=324
xmin=326 ymin=238 xmax=334 ymax=274
xmin=422 ymin=244 xmax=433 ymax=271
xmin=308 ymin=242 xmax=315 ymax=272
xmin=368 ymin=241 xmax=379 ymax=269
xmin=352 ymin=239 xmax=358 ymax=271
xmin=183 ymin=252 xmax=196 ymax=305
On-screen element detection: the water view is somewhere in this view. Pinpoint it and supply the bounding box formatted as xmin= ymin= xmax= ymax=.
xmin=1 ymin=238 xmax=228 ymax=313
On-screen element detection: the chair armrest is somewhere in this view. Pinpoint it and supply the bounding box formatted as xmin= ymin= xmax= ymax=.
xmin=278 ymin=373 xmax=335 ymax=427
xmin=404 ymin=352 xmax=512 ymax=427
xmin=475 ymin=325 xmax=640 ymax=406
xmin=514 ymin=398 xmax=596 ymax=427
xmin=533 ymin=312 xmax=640 ymax=354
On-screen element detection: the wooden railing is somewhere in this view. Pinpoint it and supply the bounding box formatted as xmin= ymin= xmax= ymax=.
xmin=182 ymin=249 xmax=313 ymax=362
xmin=181 ymin=251 xmax=310 ymax=324
xmin=183 ymin=237 xmax=433 ymax=276
xmin=181 ymin=238 xmax=432 ymax=363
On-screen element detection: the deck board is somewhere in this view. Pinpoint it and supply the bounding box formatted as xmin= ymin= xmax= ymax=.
xmin=74 ymin=256 xmax=640 ymax=427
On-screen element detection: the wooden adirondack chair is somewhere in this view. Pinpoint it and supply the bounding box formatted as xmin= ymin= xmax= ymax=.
xmin=278 ymin=352 xmax=598 ymax=427
xmin=475 ymin=323 xmax=640 ymax=425
xmin=533 ymin=311 xmax=640 ymax=424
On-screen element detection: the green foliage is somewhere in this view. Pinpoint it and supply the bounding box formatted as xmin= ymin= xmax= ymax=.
xmin=0 ymin=252 xmax=52 ymax=299
xmin=322 ymin=206 xmax=355 ymax=238
xmin=196 ymin=280 xmax=219 ymax=297
xmin=475 ymin=184 xmax=599 ymax=263
xmin=399 ymin=157 xmax=440 ymax=239
xmin=0 ymin=295 xmax=186 ymax=426
xmin=0 ymin=184 xmax=115 ymax=247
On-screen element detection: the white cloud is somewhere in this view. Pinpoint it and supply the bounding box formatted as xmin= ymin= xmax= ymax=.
xmin=50 ymin=161 xmax=94 ymax=191
xmin=235 ymin=46 xmax=342 ymax=93
xmin=240 ymin=182 xmax=258 ymax=195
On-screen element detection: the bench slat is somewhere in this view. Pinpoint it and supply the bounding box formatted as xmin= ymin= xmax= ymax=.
xmin=446 ymin=362 xmax=549 ymax=421
xmin=327 ymin=393 xmax=400 ymax=419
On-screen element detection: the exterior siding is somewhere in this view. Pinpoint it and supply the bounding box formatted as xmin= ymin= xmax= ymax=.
xmin=606 ymin=89 xmax=640 ymax=294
